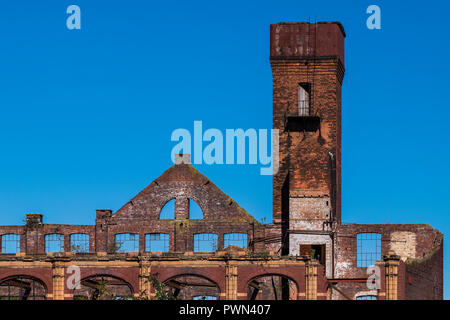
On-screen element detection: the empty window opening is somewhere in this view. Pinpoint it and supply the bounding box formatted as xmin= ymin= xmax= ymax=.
xmin=0 ymin=276 xmax=46 ymax=300
xmin=247 ymin=275 xmax=297 ymax=300
xmin=145 ymin=233 xmax=169 ymax=252
xmin=115 ymin=233 xmax=139 ymax=253
xmin=160 ymin=199 xmax=175 ymax=219
xmin=194 ymin=233 xmax=218 ymax=252
xmin=357 ymin=233 xmax=381 ymax=267
xmin=299 ymin=244 xmax=326 ymax=265
xmin=224 ymin=233 xmax=248 ymax=248
xmin=45 ymin=233 xmax=64 ymax=253
xmin=356 ymin=295 xmax=377 ymax=300
xmin=164 ymin=275 xmax=219 ymax=300
xmin=298 ymin=83 xmax=310 ymax=116
xmin=1 ymin=234 xmax=20 ymax=254
xmin=70 ymin=233 xmax=89 ymax=253
xmin=193 ymin=296 xmax=217 ymax=300
xmin=189 ymin=199 xmax=204 ymax=219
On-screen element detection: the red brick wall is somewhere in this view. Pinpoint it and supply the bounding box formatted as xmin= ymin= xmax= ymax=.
xmin=271 ymin=22 xmax=345 ymax=226
xmin=405 ymin=238 xmax=443 ymax=300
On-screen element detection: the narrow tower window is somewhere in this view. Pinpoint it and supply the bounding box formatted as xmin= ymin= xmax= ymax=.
xmin=298 ymin=83 xmax=310 ymax=116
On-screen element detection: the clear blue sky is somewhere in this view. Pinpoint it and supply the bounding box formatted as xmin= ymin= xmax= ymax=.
xmin=0 ymin=0 xmax=449 ymax=298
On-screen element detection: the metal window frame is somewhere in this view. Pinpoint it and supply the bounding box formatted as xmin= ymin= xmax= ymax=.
xmin=194 ymin=233 xmax=218 ymax=252
xmin=145 ymin=233 xmax=169 ymax=252
xmin=1 ymin=234 xmax=20 ymax=253
xmin=70 ymin=233 xmax=90 ymax=253
xmin=356 ymin=233 xmax=381 ymax=267
xmin=115 ymin=233 xmax=139 ymax=252
xmin=45 ymin=233 xmax=65 ymax=253
xmin=224 ymin=233 xmax=248 ymax=248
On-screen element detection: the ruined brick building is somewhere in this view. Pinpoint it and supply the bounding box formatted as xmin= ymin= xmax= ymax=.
xmin=0 ymin=22 xmax=443 ymax=300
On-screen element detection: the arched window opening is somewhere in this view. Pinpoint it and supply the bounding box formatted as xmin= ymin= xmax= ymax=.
xmin=189 ymin=199 xmax=204 ymax=219
xmin=357 ymin=233 xmax=381 ymax=267
xmin=247 ymin=275 xmax=297 ymax=300
xmin=224 ymin=233 xmax=248 ymax=249
xmin=1 ymin=234 xmax=20 ymax=253
xmin=160 ymin=199 xmax=175 ymax=219
xmin=115 ymin=233 xmax=139 ymax=253
xmin=45 ymin=234 xmax=64 ymax=253
xmin=70 ymin=233 xmax=89 ymax=253
xmin=194 ymin=233 xmax=218 ymax=253
xmin=72 ymin=275 xmax=132 ymax=300
xmin=145 ymin=233 xmax=169 ymax=252
xmin=164 ymin=275 xmax=219 ymax=300
xmin=0 ymin=276 xmax=46 ymax=300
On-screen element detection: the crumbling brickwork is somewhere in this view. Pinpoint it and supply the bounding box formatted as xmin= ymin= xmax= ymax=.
xmin=0 ymin=21 xmax=443 ymax=300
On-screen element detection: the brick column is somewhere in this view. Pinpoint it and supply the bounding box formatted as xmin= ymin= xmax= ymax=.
xmin=225 ymin=264 xmax=238 ymax=300
xmin=139 ymin=260 xmax=152 ymax=299
xmin=384 ymin=251 xmax=400 ymax=300
xmin=305 ymin=261 xmax=318 ymax=300
xmin=175 ymin=197 xmax=189 ymax=219
xmin=52 ymin=261 xmax=65 ymax=300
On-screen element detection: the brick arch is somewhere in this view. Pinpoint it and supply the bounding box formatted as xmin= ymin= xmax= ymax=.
xmin=152 ymin=185 xmax=218 ymax=221
xmin=237 ymin=266 xmax=305 ymax=299
xmin=161 ymin=272 xmax=221 ymax=300
xmin=0 ymin=274 xmax=49 ymax=300
xmin=154 ymin=266 xmax=225 ymax=298
xmin=73 ymin=273 xmax=135 ymax=298
xmin=76 ymin=268 xmax=139 ymax=294
xmin=0 ymin=274 xmax=48 ymax=291
xmin=244 ymin=273 xmax=300 ymax=300
xmin=247 ymin=273 xmax=298 ymax=289
xmin=0 ymin=269 xmax=52 ymax=295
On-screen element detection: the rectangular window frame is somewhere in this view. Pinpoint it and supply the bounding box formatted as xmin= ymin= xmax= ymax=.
xmin=1 ymin=234 xmax=20 ymax=254
xmin=145 ymin=233 xmax=170 ymax=253
xmin=45 ymin=233 xmax=65 ymax=253
xmin=115 ymin=233 xmax=139 ymax=253
xmin=70 ymin=233 xmax=90 ymax=253
xmin=224 ymin=233 xmax=248 ymax=249
xmin=194 ymin=233 xmax=218 ymax=253
xmin=356 ymin=233 xmax=382 ymax=268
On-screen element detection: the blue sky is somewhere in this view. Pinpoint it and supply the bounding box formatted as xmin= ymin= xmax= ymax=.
xmin=0 ymin=0 xmax=449 ymax=297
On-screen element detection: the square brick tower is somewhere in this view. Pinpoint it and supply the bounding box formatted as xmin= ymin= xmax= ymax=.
xmin=270 ymin=22 xmax=345 ymax=265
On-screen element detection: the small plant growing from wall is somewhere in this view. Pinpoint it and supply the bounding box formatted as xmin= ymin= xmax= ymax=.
xmin=135 ymin=274 xmax=179 ymax=300
xmin=108 ymin=241 xmax=122 ymax=254
xmin=92 ymin=280 xmax=112 ymax=300
xmin=23 ymin=216 xmax=42 ymax=231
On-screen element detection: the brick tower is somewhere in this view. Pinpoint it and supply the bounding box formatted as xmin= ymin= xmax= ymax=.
xmin=270 ymin=23 xmax=345 ymax=269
